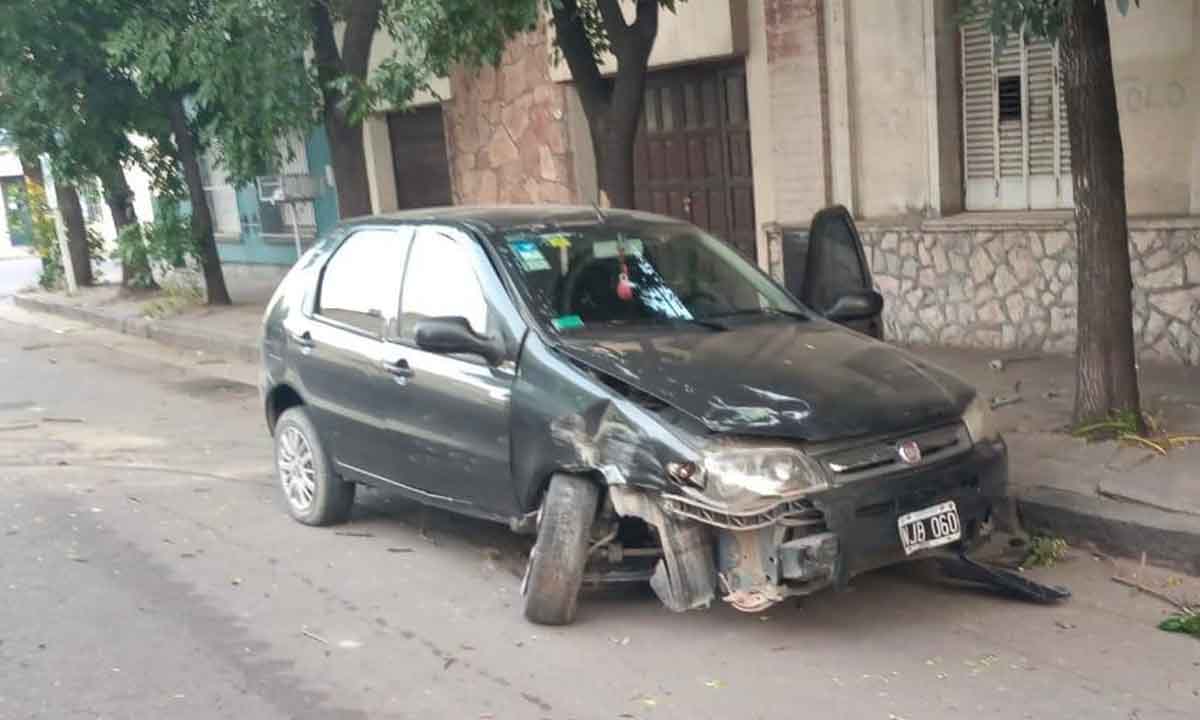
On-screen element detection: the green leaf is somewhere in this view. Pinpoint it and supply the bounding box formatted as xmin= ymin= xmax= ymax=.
xmin=1158 ymin=613 xmax=1200 ymax=635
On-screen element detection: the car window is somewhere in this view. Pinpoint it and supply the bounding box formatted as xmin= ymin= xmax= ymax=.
xmin=806 ymin=217 xmax=867 ymax=312
xmin=318 ymin=229 xmax=410 ymax=335
xmin=494 ymin=222 xmax=802 ymax=331
xmin=396 ymin=230 xmax=489 ymax=342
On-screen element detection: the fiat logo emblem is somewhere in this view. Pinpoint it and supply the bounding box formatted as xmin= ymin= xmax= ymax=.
xmin=896 ymin=439 xmax=922 ymax=465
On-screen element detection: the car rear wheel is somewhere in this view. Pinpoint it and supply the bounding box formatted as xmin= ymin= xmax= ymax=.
xmin=274 ymin=407 xmax=355 ymax=526
xmin=522 ymin=473 xmax=600 ymax=626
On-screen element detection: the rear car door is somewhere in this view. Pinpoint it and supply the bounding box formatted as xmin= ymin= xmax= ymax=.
xmin=287 ymin=227 xmax=410 ymax=481
xmin=803 ymin=205 xmax=884 ymax=339
xmin=376 ymin=227 xmax=520 ymax=517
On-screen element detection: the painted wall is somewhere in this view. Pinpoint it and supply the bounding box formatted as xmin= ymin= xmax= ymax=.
xmin=845 ymin=0 xmax=931 ymax=218
xmin=1110 ymin=1 xmax=1197 ymax=215
xmin=843 ymin=0 xmax=1200 ymax=219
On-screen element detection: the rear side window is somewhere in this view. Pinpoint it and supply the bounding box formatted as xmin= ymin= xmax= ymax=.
xmin=318 ymin=229 xmax=410 ymax=335
xmin=395 ymin=230 xmax=489 ymax=342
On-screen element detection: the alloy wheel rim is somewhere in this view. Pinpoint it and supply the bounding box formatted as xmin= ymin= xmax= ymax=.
xmin=278 ymin=426 xmax=317 ymax=513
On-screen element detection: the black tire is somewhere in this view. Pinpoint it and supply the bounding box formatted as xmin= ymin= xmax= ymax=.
xmin=273 ymin=406 xmax=355 ymax=526
xmin=522 ymin=474 xmax=601 ymax=625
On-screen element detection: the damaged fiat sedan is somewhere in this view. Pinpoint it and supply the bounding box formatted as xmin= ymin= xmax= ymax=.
xmin=261 ymin=205 xmax=1053 ymax=626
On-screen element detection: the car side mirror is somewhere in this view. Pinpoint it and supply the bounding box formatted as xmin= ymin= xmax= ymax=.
xmin=413 ymin=316 xmax=504 ymax=365
xmin=824 ymin=289 xmax=884 ymax=323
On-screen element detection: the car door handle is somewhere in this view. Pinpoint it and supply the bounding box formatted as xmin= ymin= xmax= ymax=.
xmin=381 ymin=358 xmax=414 ymax=379
xmin=291 ymin=330 xmax=315 ymax=350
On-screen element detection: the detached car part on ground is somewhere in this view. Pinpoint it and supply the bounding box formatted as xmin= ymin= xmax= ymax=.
xmin=261 ymin=205 xmax=1068 ymax=625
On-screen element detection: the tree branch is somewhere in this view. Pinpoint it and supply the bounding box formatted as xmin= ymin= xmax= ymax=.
xmin=341 ymin=0 xmax=382 ymax=78
xmin=594 ymin=0 xmax=630 ymax=54
xmin=550 ymin=0 xmax=611 ymax=115
xmin=631 ymin=0 xmax=659 ymax=48
xmin=309 ymin=0 xmax=343 ymax=91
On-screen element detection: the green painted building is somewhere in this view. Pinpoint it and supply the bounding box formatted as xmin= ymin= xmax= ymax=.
xmin=206 ymin=127 xmax=340 ymax=272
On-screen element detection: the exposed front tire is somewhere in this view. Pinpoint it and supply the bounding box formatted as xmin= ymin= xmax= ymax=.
xmin=274 ymin=407 xmax=355 ymax=526
xmin=522 ymin=474 xmax=600 ymax=625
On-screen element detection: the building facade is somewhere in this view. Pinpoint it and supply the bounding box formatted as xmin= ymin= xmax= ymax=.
xmin=214 ymin=0 xmax=1200 ymax=364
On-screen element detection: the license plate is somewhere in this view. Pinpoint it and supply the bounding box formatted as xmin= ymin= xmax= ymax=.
xmin=897 ymin=501 xmax=961 ymax=555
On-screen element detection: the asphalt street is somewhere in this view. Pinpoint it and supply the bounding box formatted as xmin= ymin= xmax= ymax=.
xmin=0 ymin=301 xmax=1197 ymax=719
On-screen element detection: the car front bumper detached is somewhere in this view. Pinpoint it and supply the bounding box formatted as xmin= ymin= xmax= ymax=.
xmin=612 ymin=437 xmax=1058 ymax=613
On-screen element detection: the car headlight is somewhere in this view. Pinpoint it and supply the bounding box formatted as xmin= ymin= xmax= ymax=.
xmin=700 ymin=447 xmax=828 ymax=510
xmin=962 ymin=394 xmax=999 ymax=443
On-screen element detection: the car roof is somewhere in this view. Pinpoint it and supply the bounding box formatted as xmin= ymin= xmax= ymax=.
xmin=341 ymin=205 xmax=688 ymax=235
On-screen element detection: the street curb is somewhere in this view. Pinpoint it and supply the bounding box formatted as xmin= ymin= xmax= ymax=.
xmin=12 ymin=293 xmax=260 ymax=365
xmin=1016 ymin=486 xmax=1200 ymax=575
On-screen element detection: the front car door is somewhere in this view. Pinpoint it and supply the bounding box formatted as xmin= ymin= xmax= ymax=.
xmin=287 ymin=227 xmax=411 ymax=481
xmin=803 ymin=206 xmax=884 ymax=339
xmin=375 ymin=226 xmax=522 ymax=517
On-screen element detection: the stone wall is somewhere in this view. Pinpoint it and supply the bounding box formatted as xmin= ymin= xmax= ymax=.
xmin=443 ymin=25 xmax=576 ymax=205
xmin=853 ymin=218 xmax=1200 ymax=365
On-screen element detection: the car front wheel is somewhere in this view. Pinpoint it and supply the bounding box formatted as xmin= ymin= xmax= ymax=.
xmin=274 ymin=406 xmax=355 ymax=526
xmin=522 ymin=473 xmax=600 ymax=626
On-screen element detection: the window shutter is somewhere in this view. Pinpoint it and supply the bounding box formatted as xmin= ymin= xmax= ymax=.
xmin=961 ymin=23 xmax=1072 ymax=210
xmin=961 ymin=22 xmax=995 ymax=195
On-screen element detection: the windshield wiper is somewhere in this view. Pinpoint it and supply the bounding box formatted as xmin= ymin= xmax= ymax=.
xmin=666 ymin=317 xmax=729 ymax=331
xmin=703 ymin=307 xmax=810 ymax=322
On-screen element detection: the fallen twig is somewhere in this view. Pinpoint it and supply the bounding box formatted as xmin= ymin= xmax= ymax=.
xmin=301 ymin=628 xmax=329 ymax=645
xmin=0 ymin=422 xmax=38 ymax=432
xmin=990 ymin=394 xmax=1023 ymax=410
xmin=1119 ymin=433 xmax=1167 ymax=455
xmin=1112 ymin=575 xmax=1195 ymax=615
xmin=42 ymin=416 xmax=85 ymax=424
xmin=334 ymin=531 xmax=374 ymax=538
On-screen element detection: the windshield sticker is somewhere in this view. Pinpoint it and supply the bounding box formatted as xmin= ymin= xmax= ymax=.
xmin=552 ymin=314 xmax=584 ymax=331
xmin=544 ymin=233 xmax=572 ymax=249
xmin=509 ymin=240 xmax=552 ymax=272
xmin=593 ymin=238 xmax=644 ymax=259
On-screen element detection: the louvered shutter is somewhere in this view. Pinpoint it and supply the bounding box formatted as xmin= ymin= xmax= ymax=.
xmin=961 ymin=23 xmax=1073 ymax=210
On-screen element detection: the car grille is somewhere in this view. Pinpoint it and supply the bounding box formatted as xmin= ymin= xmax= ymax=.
xmin=808 ymin=423 xmax=970 ymax=483
xmin=662 ymin=495 xmax=826 ymax=532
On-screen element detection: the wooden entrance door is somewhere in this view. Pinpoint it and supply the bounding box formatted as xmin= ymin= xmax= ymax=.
xmin=387 ymin=106 xmax=453 ymax=210
xmin=633 ymin=62 xmax=756 ymax=259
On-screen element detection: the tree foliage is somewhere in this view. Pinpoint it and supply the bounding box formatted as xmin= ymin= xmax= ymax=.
xmin=0 ymin=0 xmax=168 ymax=185
xmin=105 ymin=0 xmax=317 ymax=186
xmin=959 ymin=0 xmax=1138 ymax=40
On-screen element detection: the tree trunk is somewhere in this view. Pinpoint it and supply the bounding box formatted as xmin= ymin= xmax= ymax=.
xmin=166 ymin=95 xmax=231 ymax=306
xmin=1061 ymin=0 xmax=1143 ymax=431
xmin=101 ymin=164 xmax=157 ymax=291
xmin=57 ymin=184 xmax=94 ymax=287
xmin=551 ymin=0 xmax=657 ymax=210
xmin=309 ymin=0 xmax=380 ymax=219
xmin=594 ymin=63 xmax=649 ymax=208
xmin=324 ymin=116 xmax=372 ymax=218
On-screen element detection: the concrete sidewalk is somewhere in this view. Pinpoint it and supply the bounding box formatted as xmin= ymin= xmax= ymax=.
xmin=13 ymin=277 xmax=1200 ymax=574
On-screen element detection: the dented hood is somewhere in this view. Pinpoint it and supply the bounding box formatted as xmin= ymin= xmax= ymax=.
xmin=557 ymin=320 xmax=973 ymax=442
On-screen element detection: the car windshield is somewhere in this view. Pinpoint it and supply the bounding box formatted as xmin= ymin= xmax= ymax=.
xmin=494 ymin=220 xmax=805 ymax=332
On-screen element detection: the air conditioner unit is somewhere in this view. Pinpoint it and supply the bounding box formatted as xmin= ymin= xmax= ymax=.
xmin=256 ymin=174 xmax=321 ymax=204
